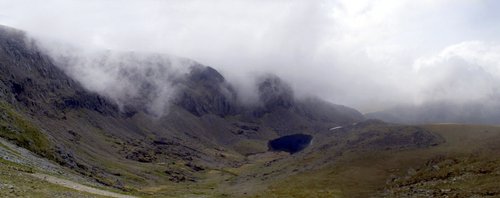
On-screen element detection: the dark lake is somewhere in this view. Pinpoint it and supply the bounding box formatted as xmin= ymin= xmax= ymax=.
xmin=268 ymin=134 xmax=313 ymax=154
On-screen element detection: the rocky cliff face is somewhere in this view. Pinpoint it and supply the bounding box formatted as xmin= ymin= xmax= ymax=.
xmin=257 ymin=75 xmax=295 ymax=110
xmin=0 ymin=26 xmax=118 ymax=117
xmin=173 ymin=65 xmax=238 ymax=117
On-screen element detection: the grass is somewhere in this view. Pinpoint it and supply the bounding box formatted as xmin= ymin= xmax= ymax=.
xmin=0 ymin=158 xmax=106 ymax=198
xmin=1 ymin=100 xmax=499 ymax=198
xmin=386 ymin=154 xmax=500 ymax=197
xmin=232 ymin=139 xmax=268 ymax=156
xmin=0 ymin=157 xmax=34 ymax=173
xmin=255 ymin=124 xmax=500 ymax=197
xmin=0 ymin=102 xmax=54 ymax=159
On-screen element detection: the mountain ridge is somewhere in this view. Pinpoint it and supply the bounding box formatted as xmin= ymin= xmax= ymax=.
xmin=0 ymin=24 xmax=366 ymax=189
xmin=3 ymin=24 xmax=491 ymax=198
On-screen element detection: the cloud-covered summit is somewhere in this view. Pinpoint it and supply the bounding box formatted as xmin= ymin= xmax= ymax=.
xmin=1 ymin=0 xmax=500 ymax=113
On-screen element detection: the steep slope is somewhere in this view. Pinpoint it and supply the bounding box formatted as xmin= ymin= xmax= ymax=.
xmin=0 ymin=25 xmax=231 ymax=190
xmin=0 ymin=24 xmax=367 ymax=194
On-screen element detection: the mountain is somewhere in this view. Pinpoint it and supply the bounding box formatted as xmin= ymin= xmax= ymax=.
xmin=0 ymin=24 xmax=363 ymax=190
xmin=1 ymin=24 xmax=498 ymax=198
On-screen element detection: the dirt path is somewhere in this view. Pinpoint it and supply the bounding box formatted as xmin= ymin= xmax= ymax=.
xmin=31 ymin=173 xmax=138 ymax=198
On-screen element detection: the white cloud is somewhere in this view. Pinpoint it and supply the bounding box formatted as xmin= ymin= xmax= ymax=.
xmin=1 ymin=0 xmax=499 ymax=112
xmin=413 ymin=41 xmax=500 ymax=104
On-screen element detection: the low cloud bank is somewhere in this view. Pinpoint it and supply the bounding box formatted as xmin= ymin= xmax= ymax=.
xmin=2 ymin=0 xmax=500 ymax=114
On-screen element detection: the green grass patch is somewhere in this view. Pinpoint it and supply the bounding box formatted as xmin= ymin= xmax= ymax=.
xmin=0 ymin=157 xmax=34 ymax=173
xmin=0 ymin=101 xmax=54 ymax=159
xmin=0 ymin=159 xmax=106 ymax=198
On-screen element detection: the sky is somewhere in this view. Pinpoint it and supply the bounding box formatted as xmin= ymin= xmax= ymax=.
xmin=1 ymin=0 xmax=500 ymax=113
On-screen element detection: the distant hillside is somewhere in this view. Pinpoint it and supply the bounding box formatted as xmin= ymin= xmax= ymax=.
xmin=366 ymin=101 xmax=500 ymax=125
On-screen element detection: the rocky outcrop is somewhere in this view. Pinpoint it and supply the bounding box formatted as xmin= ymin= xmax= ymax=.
xmin=257 ymin=74 xmax=295 ymax=111
xmin=173 ymin=65 xmax=238 ymax=117
xmin=382 ymin=155 xmax=500 ymax=197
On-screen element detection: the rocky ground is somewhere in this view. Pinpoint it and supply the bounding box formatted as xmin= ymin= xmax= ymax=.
xmin=382 ymin=155 xmax=500 ymax=197
xmin=0 ymin=138 xmax=135 ymax=198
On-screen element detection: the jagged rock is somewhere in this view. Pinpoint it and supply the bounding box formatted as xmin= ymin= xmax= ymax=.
xmin=257 ymin=75 xmax=294 ymax=110
xmin=174 ymin=65 xmax=237 ymax=117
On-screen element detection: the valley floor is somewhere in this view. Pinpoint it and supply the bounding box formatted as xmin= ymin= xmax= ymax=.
xmin=2 ymin=124 xmax=500 ymax=197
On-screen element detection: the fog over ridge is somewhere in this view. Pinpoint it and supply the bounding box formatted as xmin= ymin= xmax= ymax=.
xmin=1 ymin=0 xmax=500 ymax=114
xmin=35 ymin=40 xmax=196 ymax=116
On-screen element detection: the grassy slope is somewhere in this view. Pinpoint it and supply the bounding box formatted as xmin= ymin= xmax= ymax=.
xmin=0 ymin=102 xmax=54 ymax=159
xmin=0 ymin=99 xmax=235 ymax=197
xmin=256 ymin=124 xmax=500 ymax=197
xmin=120 ymin=124 xmax=500 ymax=197
xmin=0 ymin=149 xmax=105 ymax=198
xmin=1 ymin=94 xmax=499 ymax=198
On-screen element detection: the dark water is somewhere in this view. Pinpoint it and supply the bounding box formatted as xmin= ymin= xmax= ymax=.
xmin=268 ymin=134 xmax=313 ymax=154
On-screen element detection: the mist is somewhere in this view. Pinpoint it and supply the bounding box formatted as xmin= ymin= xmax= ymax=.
xmin=1 ymin=0 xmax=500 ymax=113
xmin=39 ymin=45 xmax=195 ymax=116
